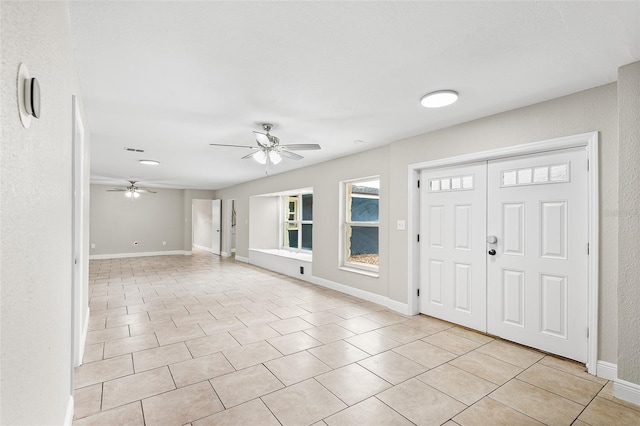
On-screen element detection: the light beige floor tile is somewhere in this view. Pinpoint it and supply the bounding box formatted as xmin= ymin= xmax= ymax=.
xmin=198 ymin=317 xmax=246 ymax=335
xmin=103 ymin=333 xmax=158 ymax=358
xmin=82 ymin=343 xmax=104 ymax=363
xmin=184 ymin=332 xmax=240 ymax=358
xmin=402 ymin=315 xmax=453 ymax=335
xmin=171 ymin=312 xmax=215 ymax=327
xmin=538 ymin=355 xmax=607 ymax=384
xmin=316 ymin=363 xmax=392 ymax=405
xmin=133 ymin=342 xmax=192 ymax=372
xmin=267 ymin=331 xmax=323 ymax=355
xmin=329 ymin=305 xmax=372 ymax=319
xmin=517 ymin=363 xmax=604 ymax=405
xmin=302 ymin=312 xmax=344 ymax=326
xmin=422 ymin=330 xmax=483 ymax=355
xmin=148 ymin=306 xmax=190 ymax=322
xmin=169 ymin=352 xmax=234 ymax=387
xmin=229 ymin=324 xmax=280 ymax=345
xmin=106 ymin=312 xmax=150 ymax=328
xmin=338 ymin=317 xmax=383 ymax=334
xmin=324 ymin=396 xmax=413 ymax=426
xmin=265 ymin=351 xmax=331 ymax=385
xmin=271 ymin=296 xmax=307 ymax=307
xmin=490 ymin=379 xmax=583 ymax=425
xmin=345 ymin=331 xmax=402 ymax=355
xmin=298 ymin=301 xmax=337 ymax=313
xmin=142 ymin=381 xmax=224 ymax=426
xmin=308 ymin=340 xmax=370 ymax=369
xmin=358 ymin=351 xmax=427 ymax=384
xmin=87 ymin=316 xmax=106 ymax=331
xmin=73 ymin=401 xmax=144 ymax=426
xmin=73 ymin=383 xmax=102 ymax=420
xmin=155 ymin=324 xmax=205 ymax=346
xmin=449 ymin=351 xmax=523 ymax=385
xmin=417 ymin=363 xmax=497 ymax=405
xmin=392 ymin=340 xmax=456 ymax=368
xmin=128 ymin=319 xmax=176 ymax=337
xmin=222 ymin=340 xmax=282 ymax=370
xmin=453 ymin=397 xmax=543 ymax=426
xmin=85 ymin=325 xmax=130 ymax=345
xmin=208 ymin=304 xmax=250 ymax=319
xmin=377 ymin=378 xmax=466 ymax=425
xmin=374 ymin=323 xmax=427 ymax=344
xmin=304 ymin=324 xmax=355 ymax=343
xmin=446 ymin=326 xmax=494 ymax=344
xmin=211 ymin=364 xmax=284 ymax=407
xmin=192 ymin=398 xmax=280 ymax=426
xmin=475 ymin=340 xmax=544 ymax=369
xmin=579 ymin=396 xmax=640 ymax=426
xmin=363 ymin=311 xmax=407 ymax=326
xmin=236 ymin=311 xmax=280 ymax=327
xmin=269 ymin=306 xmax=309 ymax=319
xmin=598 ymin=381 xmax=640 ymax=412
xmin=267 ymin=315 xmax=313 ymax=332
xmin=102 ymin=366 xmax=175 ymax=410
xmin=572 ymin=420 xmax=591 ymax=426
xmin=262 ymin=379 xmax=347 ymax=426
xmin=75 ymin=354 xmax=134 ymax=389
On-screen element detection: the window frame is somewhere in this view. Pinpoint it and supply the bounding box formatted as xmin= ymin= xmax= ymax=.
xmin=280 ymin=193 xmax=313 ymax=253
xmin=340 ymin=176 xmax=380 ymax=276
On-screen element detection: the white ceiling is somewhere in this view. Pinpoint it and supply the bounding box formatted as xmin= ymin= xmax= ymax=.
xmin=68 ymin=1 xmax=640 ymax=190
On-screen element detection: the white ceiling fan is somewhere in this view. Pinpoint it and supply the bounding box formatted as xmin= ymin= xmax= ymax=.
xmin=106 ymin=180 xmax=157 ymax=201
xmin=210 ymin=123 xmax=321 ymax=173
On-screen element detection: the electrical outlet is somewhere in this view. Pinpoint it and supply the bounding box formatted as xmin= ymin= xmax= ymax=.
xmin=162 ymin=241 xmax=166 ymax=246
xmin=300 ymin=266 xmax=304 ymax=275
xmin=397 ymin=220 xmax=406 ymax=231
xmin=134 ymin=241 xmax=139 ymax=246
xmin=91 ymin=243 xmax=95 ymax=249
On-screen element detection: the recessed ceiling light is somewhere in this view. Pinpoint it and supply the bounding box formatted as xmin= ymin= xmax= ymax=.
xmin=420 ymin=90 xmax=458 ymax=108
xmin=139 ymin=160 xmax=160 ymax=165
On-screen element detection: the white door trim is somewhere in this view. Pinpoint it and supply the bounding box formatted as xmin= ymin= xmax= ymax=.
xmin=407 ymin=131 xmax=599 ymax=373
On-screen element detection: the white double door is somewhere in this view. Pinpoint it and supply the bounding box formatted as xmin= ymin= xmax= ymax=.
xmin=419 ymin=148 xmax=588 ymax=362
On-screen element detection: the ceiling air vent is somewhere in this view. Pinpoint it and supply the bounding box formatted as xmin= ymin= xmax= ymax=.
xmin=124 ymin=147 xmax=144 ymax=153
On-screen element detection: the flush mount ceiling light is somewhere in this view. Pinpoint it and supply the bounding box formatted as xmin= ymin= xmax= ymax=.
xmin=139 ymin=160 xmax=160 ymax=165
xmin=420 ymin=90 xmax=459 ymax=108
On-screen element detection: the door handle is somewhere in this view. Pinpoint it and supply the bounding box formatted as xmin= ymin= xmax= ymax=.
xmin=488 ymin=249 xmax=496 ymax=256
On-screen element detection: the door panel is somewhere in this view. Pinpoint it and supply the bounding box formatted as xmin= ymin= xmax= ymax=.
xmin=212 ymin=199 xmax=222 ymax=255
xmin=420 ymin=163 xmax=487 ymax=332
xmin=487 ymin=148 xmax=588 ymax=362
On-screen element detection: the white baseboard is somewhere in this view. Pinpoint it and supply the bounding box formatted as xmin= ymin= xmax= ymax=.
xmin=193 ymin=244 xmax=214 ymax=253
xmin=235 ymin=255 xmax=249 ymax=263
xmin=614 ymin=378 xmax=640 ymax=405
xmin=64 ymin=395 xmax=74 ymax=426
xmin=221 ymin=251 xmax=230 ymax=257
xmin=597 ymin=360 xmax=618 ymax=381
xmin=78 ymin=307 xmax=90 ymax=366
xmin=89 ymin=250 xmax=190 ymax=260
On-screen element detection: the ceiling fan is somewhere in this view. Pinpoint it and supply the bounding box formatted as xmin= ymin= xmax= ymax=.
xmin=209 ymin=123 xmax=321 ymax=171
xmin=106 ymin=180 xmax=157 ymax=201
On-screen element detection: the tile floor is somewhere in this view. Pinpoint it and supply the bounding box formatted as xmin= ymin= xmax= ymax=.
xmin=73 ymin=252 xmax=640 ymax=426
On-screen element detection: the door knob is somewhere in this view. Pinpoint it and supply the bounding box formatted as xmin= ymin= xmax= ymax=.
xmin=488 ymin=249 xmax=496 ymax=256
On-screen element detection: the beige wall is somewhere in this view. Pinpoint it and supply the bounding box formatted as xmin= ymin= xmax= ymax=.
xmin=217 ymin=83 xmax=620 ymax=365
xmin=617 ymin=62 xmax=640 ymax=384
xmin=90 ymin=185 xmax=215 ymax=255
xmin=0 ymin=1 xmax=90 ymax=423
xmin=249 ymin=196 xmax=281 ymax=249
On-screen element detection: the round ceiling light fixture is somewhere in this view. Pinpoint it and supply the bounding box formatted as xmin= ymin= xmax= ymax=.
xmin=420 ymin=90 xmax=459 ymax=108
xmin=139 ymin=160 xmax=160 ymax=165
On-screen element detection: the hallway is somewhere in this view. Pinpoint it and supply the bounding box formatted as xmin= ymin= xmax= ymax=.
xmin=73 ymin=253 xmax=640 ymax=425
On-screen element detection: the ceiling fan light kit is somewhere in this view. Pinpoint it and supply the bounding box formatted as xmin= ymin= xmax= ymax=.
xmin=139 ymin=159 xmax=160 ymax=165
xmin=106 ymin=180 xmax=157 ymax=201
xmin=420 ymin=90 xmax=459 ymax=108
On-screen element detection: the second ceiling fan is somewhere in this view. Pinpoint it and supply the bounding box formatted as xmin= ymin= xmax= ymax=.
xmin=210 ymin=123 xmax=321 ymax=170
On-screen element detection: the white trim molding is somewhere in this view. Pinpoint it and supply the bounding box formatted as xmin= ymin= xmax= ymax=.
xmin=614 ymin=379 xmax=640 ymax=405
xmin=64 ymin=395 xmax=74 ymax=426
xmin=235 ymin=255 xmax=249 ymax=263
xmin=78 ymin=307 xmax=90 ymax=366
xmin=193 ymin=244 xmax=214 ymax=253
xmin=407 ymin=132 xmax=600 ymax=373
xmin=596 ymin=360 xmax=618 ymax=381
xmin=89 ymin=250 xmax=191 ymax=260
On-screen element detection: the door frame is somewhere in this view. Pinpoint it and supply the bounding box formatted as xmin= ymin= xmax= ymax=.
xmin=407 ymin=131 xmax=599 ymax=373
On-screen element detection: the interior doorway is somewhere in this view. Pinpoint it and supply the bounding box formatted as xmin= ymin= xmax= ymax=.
xmin=192 ymin=199 xmax=222 ymax=255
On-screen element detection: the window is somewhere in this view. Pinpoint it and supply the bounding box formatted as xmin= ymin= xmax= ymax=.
xmin=282 ymin=193 xmax=313 ymax=251
xmin=342 ymin=177 xmax=379 ymax=274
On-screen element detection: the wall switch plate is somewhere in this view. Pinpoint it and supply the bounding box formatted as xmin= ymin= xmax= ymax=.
xmin=397 ymin=220 xmax=406 ymax=231
xmin=134 ymin=241 xmax=139 ymax=246
xmin=162 ymin=241 xmax=166 ymax=246
xmin=91 ymin=243 xmax=95 ymax=249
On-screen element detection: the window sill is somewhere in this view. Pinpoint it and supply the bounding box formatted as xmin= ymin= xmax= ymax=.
xmin=249 ymin=248 xmax=312 ymax=262
xmin=339 ymin=265 xmax=379 ymax=278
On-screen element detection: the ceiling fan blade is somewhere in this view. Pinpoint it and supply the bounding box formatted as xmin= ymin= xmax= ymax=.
xmin=210 ymin=143 xmax=260 ymax=149
xmin=241 ymin=151 xmax=259 ymax=160
xmin=278 ymin=144 xmax=321 ymax=151
xmin=107 ymin=189 xmax=127 ymax=192
xmin=279 ymin=150 xmax=304 ymax=160
xmin=253 ymin=131 xmax=271 ymax=147
xmin=136 ymin=189 xmax=157 ymax=193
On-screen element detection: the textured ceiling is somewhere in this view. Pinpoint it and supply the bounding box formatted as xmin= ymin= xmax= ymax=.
xmin=68 ymin=1 xmax=640 ymax=190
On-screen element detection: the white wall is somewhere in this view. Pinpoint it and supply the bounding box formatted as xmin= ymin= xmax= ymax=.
xmin=192 ymin=199 xmax=213 ymax=250
xmin=90 ymin=185 xmax=215 ymax=256
xmin=249 ymin=196 xmax=280 ymax=249
xmin=0 ymin=1 xmax=90 ymax=424
xmin=217 ymin=83 xmax=620 ymax=366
